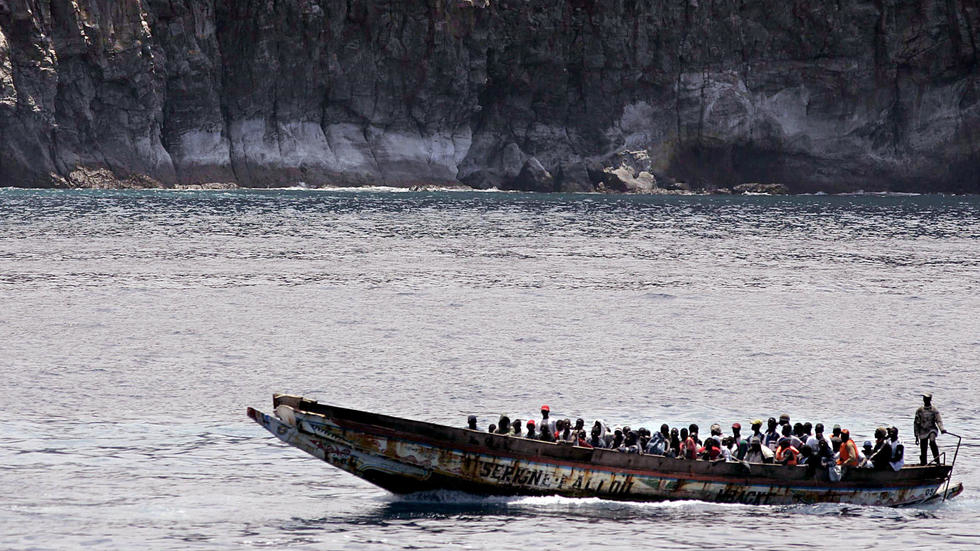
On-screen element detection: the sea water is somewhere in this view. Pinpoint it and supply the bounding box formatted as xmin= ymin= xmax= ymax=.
xmin=0 ymin=189 xmax=978 ymax=549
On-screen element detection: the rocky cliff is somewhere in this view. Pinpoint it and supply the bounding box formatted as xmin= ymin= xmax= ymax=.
xmin=1 ymin=0 xmax=977 ymax=193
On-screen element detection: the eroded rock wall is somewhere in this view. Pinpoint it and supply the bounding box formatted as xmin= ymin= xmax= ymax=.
xmin=0 ymin=0 xmax=977 ymax=192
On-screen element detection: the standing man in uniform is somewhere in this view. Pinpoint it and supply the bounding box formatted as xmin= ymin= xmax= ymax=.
xmin=914 ymin=393 xmax=946 ymax=465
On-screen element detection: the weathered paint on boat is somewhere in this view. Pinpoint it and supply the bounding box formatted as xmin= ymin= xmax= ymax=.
xmin=247 ymin=394 xmax=960 ymax=506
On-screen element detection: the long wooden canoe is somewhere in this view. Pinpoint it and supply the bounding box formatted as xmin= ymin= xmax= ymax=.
xmin=248 ymin=394 xmax=963 ymax=506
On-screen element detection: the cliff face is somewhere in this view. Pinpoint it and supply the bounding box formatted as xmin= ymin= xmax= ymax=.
xmin=1 ymin=0 xmax=977 ymax=192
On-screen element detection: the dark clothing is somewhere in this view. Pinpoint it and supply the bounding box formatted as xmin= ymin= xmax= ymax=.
xmin=869 ymin=442 xmax=892 ymax=471
xmin=920 ymin=437 xmax=940 ymax=465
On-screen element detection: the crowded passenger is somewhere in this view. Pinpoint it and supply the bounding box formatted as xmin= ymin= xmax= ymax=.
xmin=464 ymin=398 xmax=947 ymax=484
xmin=831 ymin=424 xmax=843 ymax=450
xmin=888 ymin=426 xmax=906 ymax=471
xmin=537 ymin=422 xmax=555 ymax=442
xmin=775 ymin=436 xmax=799 ymax=466
xmin=859 ymin=440 xmax=875 ymax=468
xmin=525 ymin=419 xmax=537 ymax=440
xmin=763 ymin=417 xmax=780 ymax=449
xmin=744 ymin=436 xmax=775 ymax=463
xmin=699 ymin=436 xmax=722 ymax=460
xmin=689 ymin=424 xmax=702 ymax=446
xmin=540 ymin=405 xmax=556 ymax=436
xmin=587 ymin=424 xmax=606 ymax=448
xmin=837 ymin=429 xmax=860 ymax=470
xmin=668 ymin=428 xmax=680 ymax=458
xmin=610 ymin=428 xmax=624 ymax=450
xmin=495 ymin=415 xmax=512 ymax=435
xmin=680 ymin=428 xmax=697 ymax=459
xmin=866 ymin=427 xmax=891 ymax=470
xmin=806 ymin=423 xmax=831 ymax=454
xmin=730 ymin=423 xmax=748 ymax=460
xmin=647 ymin=424 xmax=669 ymax=455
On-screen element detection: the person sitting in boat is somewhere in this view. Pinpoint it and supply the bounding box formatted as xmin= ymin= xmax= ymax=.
xmin=688 ymin=424 xmax=702 ymax=446
xmin=730 ymin=423 xmax=748 ymax=460
xmin=748 ymin=419 xmax=765 ymax=446
xmin=592 ymin=420 xmax=608 ymax=444
xmin=708 ymin=423 xmax=724 ymax=445
xmin=621 ymin=427 xmax=641 ymax=453
xmin=488 ymin=423 xmax=496 ymax=434
xmin=679 ymin=428 xmax=697 ymax=459
xmin=837 ymin=429 xmax=861 ymax=469
xmin=720 ymin=436 xmax=737 ymax=461
xmin=806 ymin=423 xmax=833 ymax=454
xmin=587 ymin=424 xmax=606 ymax=448
xmin=637 ymin=427 xmax=651 ymax=451
xmin=775 ymin=437 xmax=800 ymax=466
xmin=797 ymin=443 xmax=814 ymax=465
xmin=646 ymin=424 xmax=670 ymax=455
xmin=667 ymin=428 xmax=681 ymax=458
xmin=573 ymin=418 xmax=586 ymax=436
xmin=698 ymin=437 xmax=722 ymax=460
xmin=537 ymin=422 xmax=555 ymax=442
xmin=556 ymin=419 xmax=575 ymax=443
xmin=539 ymin=405 xmax=556 ymax=437
xmin=859 ymin=441 xmax=876 ymax=468
xmin=867 ymin=428 xmax=892 ymax=470
xmin=778 ymin=413 xmax=791 ymax=432
xmin=802 ymin=422 xmax=814 ymax=442
xmin=609 ymin=428 xmax=625 ymax=450
xmin=887 ymin=426 xmax=906 ymax=471
xmin=495 ymin=415 xmax=513 ymax=435
xmin=763 ymin=417 xmax=781 ymax=450
xmin=467 ymin=415 xmax=478 ymax=430
xmin=830 ymin=424 xmax=843 ymax=450
xmin=793 ymin=423 xmax=805 ymax=442
xmin=511 ymin=419 xmax=523 ymax=437
xmin=525 ymin=419 xmax=537 ymax=439
xmin=575 ymin=430 xmax=593 ymax=448
xmin=781 ymin=424 xmax=804 ymax=450
xmin=743 ymin=436 xmax=775 ymax=463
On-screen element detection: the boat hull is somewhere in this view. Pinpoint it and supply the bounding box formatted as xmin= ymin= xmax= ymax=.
xmin=247 ymin=396 xmax=957 ymax=507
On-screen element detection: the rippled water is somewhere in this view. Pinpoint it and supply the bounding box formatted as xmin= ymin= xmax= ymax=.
xmin=1 ymin=189 xmax=978 ymax=549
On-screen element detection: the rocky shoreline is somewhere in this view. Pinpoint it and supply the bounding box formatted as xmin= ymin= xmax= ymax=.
xmin=2 ymin=1 xmax=977 ymax=194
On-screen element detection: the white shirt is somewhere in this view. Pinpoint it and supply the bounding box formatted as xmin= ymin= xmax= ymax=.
xmin=889 ymin=439 xmax=906 ymax=471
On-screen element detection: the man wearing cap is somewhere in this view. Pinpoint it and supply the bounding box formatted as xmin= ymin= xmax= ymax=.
xmin=731 ymin=423 xmax=749 ymax=460
xmin=778 ymin=413 xmax=791 ymax=431
xmin=525 ymin=420 xmax=537 ymax=439
xmin=749 ymin=419 xmax=765 ymax=445
xmin=540 ymin=405 xmax=557 ymax=437
xmin=914 ymin=393 xmax=946 ymax=465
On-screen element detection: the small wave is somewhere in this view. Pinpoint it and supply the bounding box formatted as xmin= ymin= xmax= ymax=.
xmin=389 ymin=490 xmax=751 ymax=512
xmin=642 ymin=292 xmax=676 ymax=300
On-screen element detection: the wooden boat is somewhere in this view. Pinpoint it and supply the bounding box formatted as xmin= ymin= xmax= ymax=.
xmin=247 ymin=394 xmax=964 ymax=506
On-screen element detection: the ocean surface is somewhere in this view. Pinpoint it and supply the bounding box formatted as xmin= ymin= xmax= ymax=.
xmin=1 ymin=188 xmax=978 ymax=550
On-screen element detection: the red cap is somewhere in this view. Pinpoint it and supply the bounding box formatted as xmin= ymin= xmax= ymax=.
xmin=841 ymin=429 xmax=850 ymax=435
xmin=541 ymin=405 xmax=550 ymax=412
xmin=527 ymin=420 xmax=535 ymax=425
xmin=732 ymin=423 xmax=741 ymax=429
